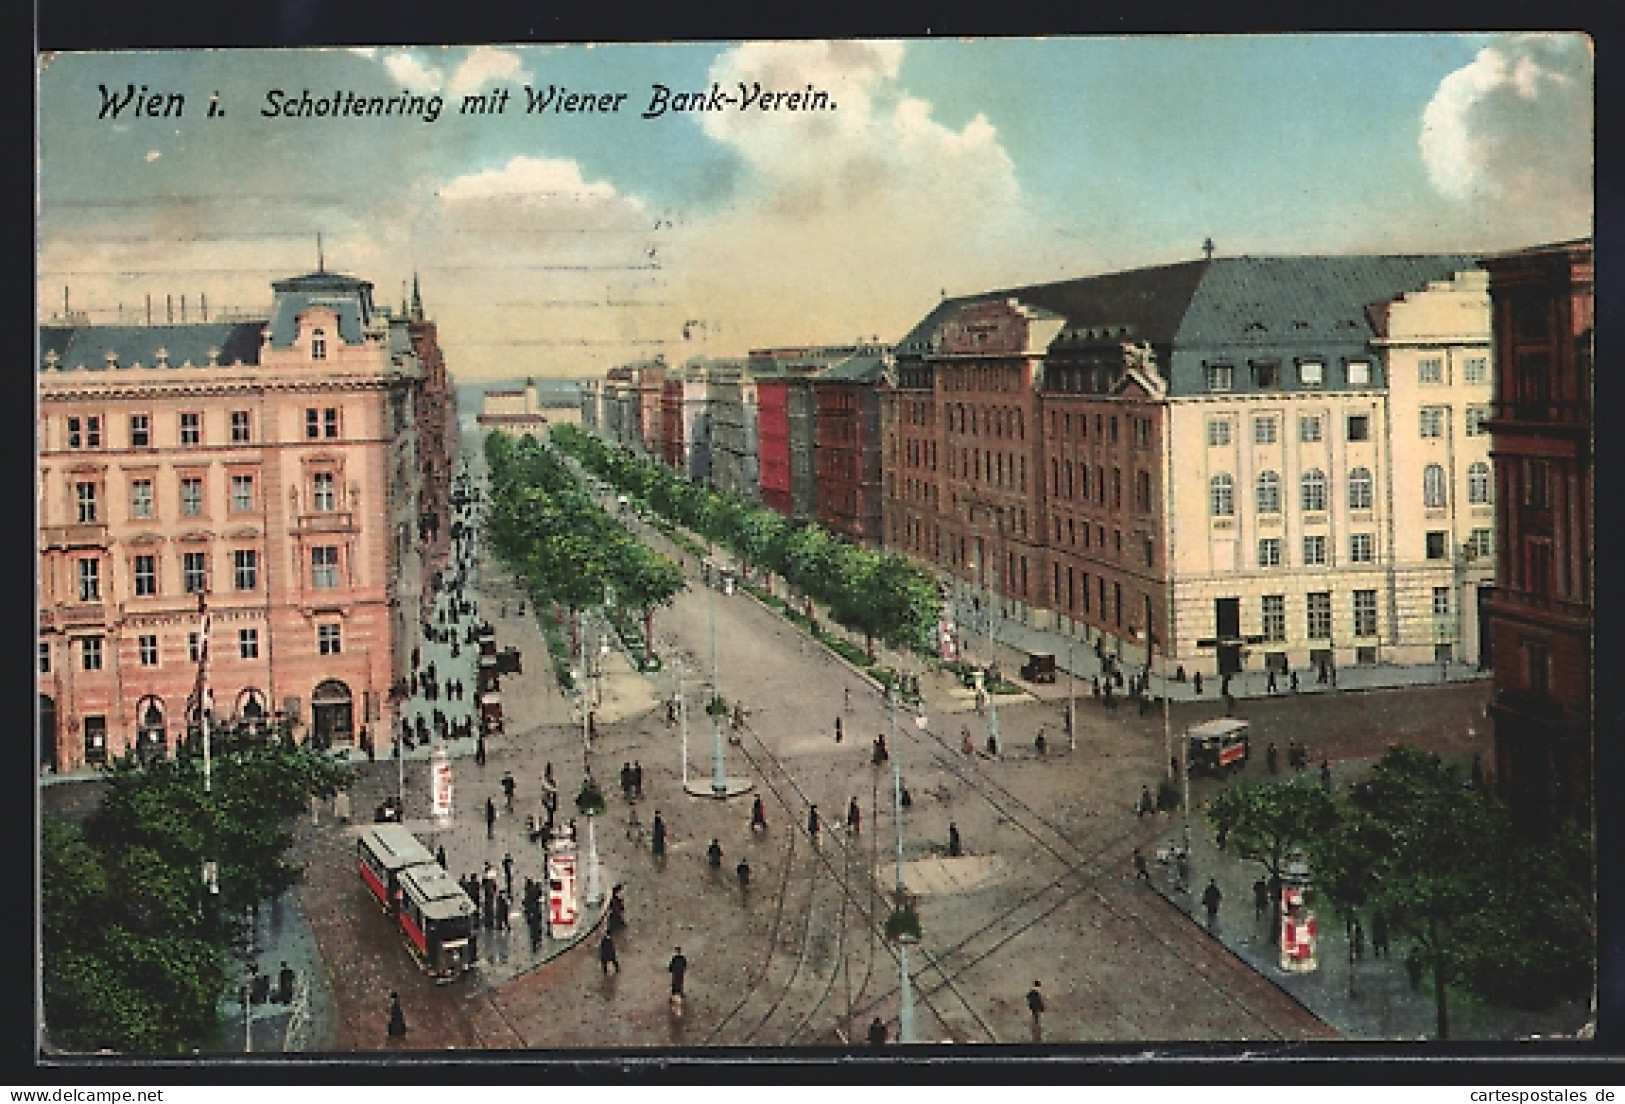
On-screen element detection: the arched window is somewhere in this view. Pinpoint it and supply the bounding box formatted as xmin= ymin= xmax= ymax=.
xmin=1255 ymin=471 xmax=1281 ymax=514
xmin=1468 ymin=461 xmax=1491 ymax=505
xmin=1209 ymin=473 xmax=1235 ymax=517
xmin=1348 ymin=466 xmax=1374 ymax=511
xmin=1301 ymin=469 xmax=1327 ymax=512
xmin=1424 ymin=463 xmax=1449 ymax=508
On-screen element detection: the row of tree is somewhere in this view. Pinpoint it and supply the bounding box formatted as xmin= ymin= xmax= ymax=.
xmin=42 ymin=743 xmax=353 ymax=1052
xmin=550 ymin=424 xmax=941 ymax=660
xmin=484 ymin=431 xmax=685 ymax=665
xmin=1207 ymin=746 xmax=1593 ymax=1039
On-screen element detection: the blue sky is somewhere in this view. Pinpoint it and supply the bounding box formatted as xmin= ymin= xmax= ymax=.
xmin=37 ymin=35 xmax=1592 ymax=379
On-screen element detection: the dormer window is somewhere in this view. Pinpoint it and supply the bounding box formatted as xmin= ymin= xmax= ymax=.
xmin=311 ymin=329 xmax=327 ymax=360
xmin=1298 ymin=360 xmax=1325 ymax=387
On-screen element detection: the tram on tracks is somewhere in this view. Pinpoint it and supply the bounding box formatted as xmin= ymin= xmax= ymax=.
xmin=357 ymin=824 xmax=477 ymax=980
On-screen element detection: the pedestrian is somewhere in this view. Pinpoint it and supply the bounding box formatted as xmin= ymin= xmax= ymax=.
xmin=807 ymin=804 xmax=821 ymax=841
xmin=1352 ymin=918 xmax=1365 ymax=960
xmin=1026 ymin=981 xmax=1046 ymax=1042
xmin=544 ymin=762 xmax=556 ymax=789
xmin=387 ymin=991 xmax=407 ymax=1040
xmin=668 ymin=946 xmax=688 ymax=998
xmin=608 ymin=885 xmax=627 ymax=937
xmin=1193 ymin=671 xmax=1203 ymax=695
xmin=503 ymin=852 xmax=514 ymax=899
xmin=872 ymin=733 xmax=889 ymax=765
xmin=436 ymin=844 xmax=448 ymax=869
xmin=736 ymin=859 xmax=751 ymax=894
xmin=599 ymin=931 xmax=620 ymax=974
xmin=900 ymin=784 xmax=913 ymax=808
xmin=847 ymin=797 xmax=861 ymax=835
xmin=986 ymin=733 xmax=999 ymax=757
xmin=1267 ymin=669 xmax=1278 ymax=694
xmin=620 ymin=762 xmax=633 ymax=801
xmin=750 ymin=795 xmax=767 ymax=834
xmin=632 ymin=761 xmax=644 ymax=799
xmin=844 ymin=687 xmax=852 ymax=713
xmin=277 ymin=961 xmax=295 ymax=1004
xmin=1035 ymin=729 xmax=1047 ymax=756
xmin=1320 ymin=760 xmax=1333 ymax=789
xmin=1253 ymin=877 xmax=1268 ymax=921
xmin=652 ymin=811 xmax=667 ymax=859
xmin=1202 ymin=878 xmax=1222 ymax=929
xmin=1133 ymin=847 xmax=1149 ymax=881
xmin=486 ymin=796 xmax=496 ymax=839
xmin=868 ymin=1017 xmax=888 ymax=1045
xmin=1266 ymin=743 xmax=1279 ymax=774
xmin=502 ymin=772 xmax=516 ymax=812
xmin=834 ymin=716 xmax=843 ymax=743
xmin=948 ymin=821 xmax=962 ymax=857
xmin=496 ymin=892 xmax=511 ymax=930
xmin=962 ymin=728 xmax=974 ymax=757
xmin=1371 ymin=911 xmax=1390 ymax=958
xmin=1289 ymin=670 xmax=1299 ymax=692
xmin=707 ymin=838 xmax=724 ymax=870
xmin=1138 ymin=785 xmax=1155 ymax=817
xmin=476 ymin=736 xmax=487 ymax=767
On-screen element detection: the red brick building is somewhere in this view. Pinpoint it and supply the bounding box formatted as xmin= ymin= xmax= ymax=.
xmin=1481 ymin=239 xmax=1593 ymax=825
xmin=813 ymin=354 xmax=887 ymax=546
xmin=756 ymin=378 xmax=792 ymax=515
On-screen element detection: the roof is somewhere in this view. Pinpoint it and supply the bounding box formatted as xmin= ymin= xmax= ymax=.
xmin=360 ymin=824 xmax=435 ymax=869
xmin=398 ymin=863 xmax=477 ymax=920
xmin=815 ymin=354 xmax=886 ymax=384
xmin=40 ymin=321 xmax=267 ymax=372
xmin=268 ymin=270 xmax=375 ymax=346
xmin=1186 ymin=718 xmax=1250 ymax=738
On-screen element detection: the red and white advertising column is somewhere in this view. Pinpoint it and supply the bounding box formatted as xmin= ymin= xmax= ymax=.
xmin=547 ymin=835 xmax=579 ymax=938
xmin=1279 ymin=885 xmax=1319 ymax=972
xmin=430 ymin=745 xmax=454 ymax=826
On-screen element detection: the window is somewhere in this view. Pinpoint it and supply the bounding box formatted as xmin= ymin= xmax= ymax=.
xmin=1433 ymin=587 xmax=1451 ymax=616
xmin=1258 ymin=538 xmax=1282 ymax=567
xmin=1523 ymin=638 xmax=1550 ymax=697
xmin=1346 ymin=360 xmax=1372 ymax=386
xmin=1298 ymin=360 xmax=1325 ymax=387
xmin=1307 ymin=592 xmax=1332 ymax=639
xmin=311 ymin=329 xmax=327 ymax=360
xmin=1426 ymin=531 xmax=1448 ymax=560
xmin=1465 ymin=406 xmax=1490 ymax=436
xmin=234 ymin=549 xmax=258 ymax=591
xmin=80 ymin=636 xmax=104 ymax=671
xmin=1299 ymin=416 xmax=1323 ymax=443
xmin=1347 ymin=467 xmax=1374 ymax=511
xmin=239 ymin=628 xmax=259 ymax=660
xmin=306 ymin=409 xmax=321 ymax=439
xmin=230 ymin=410 xmax=251 ymax=443
xmin=1303 ymin=535 xmax=1327 ymax=566
xmin=1350 ymin=533 xmax=1374 ymax=563
xmin=129 ymin=414 xmax=150 ymax=447
xmin=1463 ymin=356 xmax=1489 ymax=384
xmin=318 ymin=623 xmax=342 ymax=655
xmin=312 ymin=546 xmax=340 ymax=589
xmin=180 ymin=476 xmax=204 ymax=516
xmin=231 ymin=475 xmax=255 ymax=513
xmin=67 ymin=416 xmax=82 ymax=449
xmin=1419 ymin=357 xmax=1444 ymax=384
xmin=1423 ymin=463 xmax=1448 ymax=508
xmin=1420 ymin=408 xmax=1445 ymax=438
xmin=1135 ymin=470 xmax=1151 ymax=510
xmin=188 ymin=632 xmax=201 ymax=663
xmin=1468 ymin=462 xmax=1491 ymax=505
xmin=39 ymin=641 xmax=49 ymax=674
xmin=134 ymin=554 xmax=157 ymax=597
xmin=1256 ymin=471 xmax=1281 ymax=514
xmin=77 ymin=558 xmax=100 ymax=602
xmin=1206 ymin=419 xmax=1232 ymax=447
xmin=1352 ymin=590 xmax=1378 ymax=637
xmin=183 ymin=551 xmax=208 ymax=594
xmin=1347 ymin=414 xmax=1370 ymax=442
xmin=1524 ymin=458 xmax=1551 ymax=507
xmin=1209 ymin=474 xmax=1235 ymax=517
xmin=1205 ymin=364 xmax=1234 ymax=392
xmin=1301 ymin=469 xmax=1327 ymax=512
xmin=129 ymin=479 xmax=154 ymax=519
xmin=1468 ymin=528 xmax=1493 ymax=558
xmin=323 ymin=408 xmax=340 ymax=438
xmin=139 ymin=635 xmax=158 ymax=667
xmin=179 ymin=412 xmax=201 ymax=446
xmin=75 ymin=482 xmax=99 ymax=523
xmin=1262 ymin=595 xmax=1286 ymax=641
xmin=1253 ymin=416 xmax=1278 ymax=444
xmin=1254 ymin=361 xmax=1280 ymax=388
xmin=86 ymin=416 xmax=101 ymax=448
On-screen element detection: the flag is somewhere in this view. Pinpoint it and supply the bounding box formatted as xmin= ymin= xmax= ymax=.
xmin=189 ymin=600 xmax=212 ymax=725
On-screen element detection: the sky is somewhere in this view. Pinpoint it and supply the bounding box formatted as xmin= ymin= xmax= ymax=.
xmin=36 ymin=34 xmax=1593 ymax=382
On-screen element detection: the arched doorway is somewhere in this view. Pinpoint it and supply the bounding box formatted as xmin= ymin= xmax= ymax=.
xmin=39 ymin=694 xmax=57 ymax=773
xmin=236 ymin=688 xmax=269 ymax=740
xmin=311 ymin=679 xmax=353 ymax=750
xmin=135 ymin=695 xmax=167 ymax=762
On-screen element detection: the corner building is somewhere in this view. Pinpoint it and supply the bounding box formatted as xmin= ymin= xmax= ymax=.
xmin=38 ymin=269 xmax=453 ymax=772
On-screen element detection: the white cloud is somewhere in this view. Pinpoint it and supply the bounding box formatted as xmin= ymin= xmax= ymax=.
xmin=382 ymin=51 xmax=444 ymax=92
xmin=1419 ymin=33 xmax=1592 ymax=230
xmin=448 ymin=46 xmax=529 ymax=97
xmin=438 ymin=156 xmax=635 ymax=208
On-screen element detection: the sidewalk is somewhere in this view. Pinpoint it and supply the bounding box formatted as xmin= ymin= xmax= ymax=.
xmin=1136 ymin=762 xmax=1593 ymax=1041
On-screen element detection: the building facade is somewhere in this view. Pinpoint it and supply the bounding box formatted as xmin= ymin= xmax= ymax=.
xmin=38 ymin=268 xmax=449 ymax=772
xmin=1481 ymin=239 xmax=1593 ymax=825
xmin=813 ymin=354 xmax=887 ymax=546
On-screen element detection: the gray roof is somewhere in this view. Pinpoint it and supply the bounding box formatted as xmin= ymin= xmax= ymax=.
xmin=815 ymin=354 xmax=887 ymax=384
xmin=41 ymin=321 xmax=267 ymax=371
xmin=268 ymin=271 xmax=376 ymax=347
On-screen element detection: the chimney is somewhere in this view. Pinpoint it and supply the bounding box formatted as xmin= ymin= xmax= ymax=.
xmin=167 ymin=294 xmax=173 ymax=323
xmin=147 ymin=294 xmax=153 ymax=326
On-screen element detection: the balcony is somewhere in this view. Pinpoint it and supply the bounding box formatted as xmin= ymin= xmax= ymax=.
xmin=1487 ymin=401 xmax=1590 ymax=431
xmin=297 ymin=511 xmax=357 ymax=534
xmin=1482 ymin=585 xmax=1591 ymax=625
xmin=40 ymin=523 xmax=109 ymax=551
xmin=52 ymin=603 xmax=108 ymax=627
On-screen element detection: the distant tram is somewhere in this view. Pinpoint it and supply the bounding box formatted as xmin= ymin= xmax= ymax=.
xmin=357 ymin=824 xmax=476 ymax=980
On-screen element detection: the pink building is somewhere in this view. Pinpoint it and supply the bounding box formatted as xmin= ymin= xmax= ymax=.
xmin=38 ymin=268 xmax=453 ymax=772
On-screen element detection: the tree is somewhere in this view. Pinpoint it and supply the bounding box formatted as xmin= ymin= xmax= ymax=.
xmin=612 ymin=540 xmax=686 ymax=664
xmin=1207 ymin=779 xmax=1337 ymax=945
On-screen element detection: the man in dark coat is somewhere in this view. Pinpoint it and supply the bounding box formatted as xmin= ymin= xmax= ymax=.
xmin=867 ymin=1017 xmax=888 ymax=1045
xmin=668 ymin=947 xmax=688 ymax=997
xmin=1202 ymin=879 xmax=1223 ymax=928
xmin=1026 ymin=981 xmax=1046 ymax=1042
xmin=807 ymin=804 xmax=821 ymax=841
xmin=599 ymin=931 xmax=619 ymax=974
xmin=652 ymin=811 xmax=667 ymax=858
xmin=387 ymin=992 xmax=408 ymax=1039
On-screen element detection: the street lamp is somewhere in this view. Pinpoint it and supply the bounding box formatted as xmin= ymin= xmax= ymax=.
xmin=1066 ymin=638 xmax=1076 ymax=752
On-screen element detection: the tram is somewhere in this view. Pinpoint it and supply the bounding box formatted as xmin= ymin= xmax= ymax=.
xmin=358 ymin=824 xmax=477 ymax=980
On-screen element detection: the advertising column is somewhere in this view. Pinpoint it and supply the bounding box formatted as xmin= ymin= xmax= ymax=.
xmin=547 ymin=835 xmax=579 ymax=938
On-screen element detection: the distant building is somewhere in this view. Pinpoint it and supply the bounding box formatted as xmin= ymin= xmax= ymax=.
xmin=38 ymin=267 xmax=455 ymax=771
xmin=814 ymin=353 xmax=888 ymax=546
xmin=476 ymin=377 xmax=580 ymax=437
xmin=1480 ymin=238 xmax=1593 ymax=825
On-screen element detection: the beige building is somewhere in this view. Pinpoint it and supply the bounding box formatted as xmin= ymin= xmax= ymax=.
xmin=38 ymin=268 xmax=450 ymax=772
xmin=476 ymin=378 xmax=580 ymax=438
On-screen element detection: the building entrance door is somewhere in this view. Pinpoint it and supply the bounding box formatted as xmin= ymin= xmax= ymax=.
xmin=1215 ymin=598 xmax=1242 ymax=674
xmin=311 ymin=679 xmax=354 ymax=750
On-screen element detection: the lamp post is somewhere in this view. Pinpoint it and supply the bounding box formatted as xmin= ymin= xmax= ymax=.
xmin=1066 ymin=637 xmax=1076 ymax=752
xmin=892 ymin=740 xmax=916 ymax=1044
xmin=709 ymin=575 xmax=727 ymax=796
